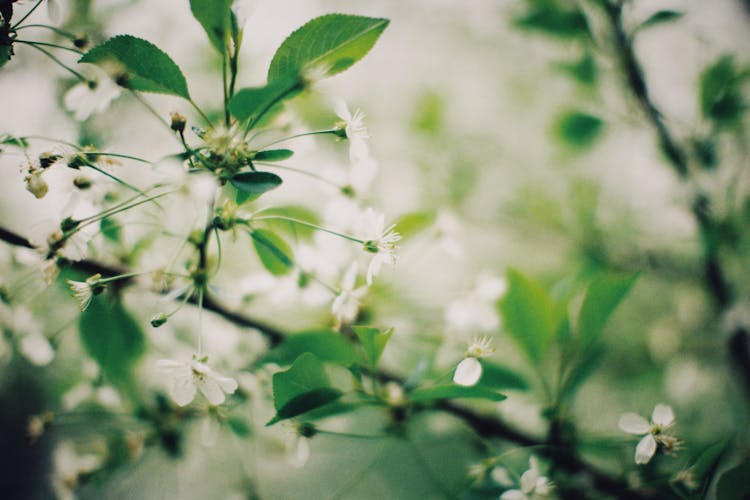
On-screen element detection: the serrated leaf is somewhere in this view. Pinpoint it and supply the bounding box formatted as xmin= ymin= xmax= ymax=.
xmin=79 ymin=35 xmax=190 ymax=99
xmin=230 ymin=171 xmax=282 ymax=199
xmin=577 ymin=273 xmax=637 ymax=348
xmin=638 ymin=10 xmax=683 ymax=30
xmin=352 ymin=326 xmax=393 ymax=370
xmin=251 ymin=228 xmax=293 ymax=276
xmin=268 ymin=14 xmax=389 ymax=82
xmin=478 ymin=362 xmax=528 ymax=391
xmin=228 ymin=76 xmax=301 ymax=124
xmin=79 ymin=295 xmax=145 ymax=384
xmin=189 ymin=0 xmax=232 ymax=54
xmin=555 ymin=110 xmax=604 ymax=149
xmin=410 ymin=384 xmax=506 ymax=403
xmin=267 ymin=352 xmax=342 ymax=425
xmin=253 ymin=149 xmax=294 ymax=162
xmin=261 ymin=330 xmax=359 ymax=366
xmin=499 ymin=269 xmax=560 ymax=364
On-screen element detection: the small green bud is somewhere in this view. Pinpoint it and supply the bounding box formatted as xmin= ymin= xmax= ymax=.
xmin=298 ymin=422 xmax=317 ymax=439
xmin=38 ymin=152 xmax=61 ymax=169
xmin=73 ymin=175 xmax=93 ymax=189
xmin=67 ymin=153 xmax=87 ymax=169
xmin=73 ymin=33 xmax=89 ymax=49
xmin=340 ymin=185 xmax=355 ymax=198
xmin=150 ymin=313 xmax=168 ymax=328
xmin=59 ymin=217 xmax=79 ymax=233
xmin=363 ymin=240 xmax=379 ymax=253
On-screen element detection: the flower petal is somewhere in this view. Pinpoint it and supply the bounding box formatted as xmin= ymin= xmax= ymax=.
xmin=213 ymin=374 xmax=238 ymax=394
xmin=499 ymin=490 xmax=525 ymax=500
xmin=170 ymin=374 xmax=197 ymax=406
xmin=651 ymin=404 xmax=674 ymax=427
xmin=453 ymin=357 xmax=482 ymax=386
xmin=199 ymin=377 xmax=226 ymax=406
xmin=635 ymin=434 xmax=657 ymax=464
xmin=618 ymin=413 xmax=650 ymax=434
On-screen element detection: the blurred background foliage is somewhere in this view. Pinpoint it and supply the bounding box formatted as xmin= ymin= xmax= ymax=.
xmin=1 ymin=0 xmax=750 ymax=498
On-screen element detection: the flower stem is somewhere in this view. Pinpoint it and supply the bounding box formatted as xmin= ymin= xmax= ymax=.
xmin=255 ymin=129 xmax=337 ymax=150
xmin=15 ymin=39 xmax=83 ymax=55
xmin=10 ymin=0 xmax=44 ymax=29
xmin=21 ymin=43 xmax=88 ymax=82
xmin=249 ymin=215 xmax=364 ymax=244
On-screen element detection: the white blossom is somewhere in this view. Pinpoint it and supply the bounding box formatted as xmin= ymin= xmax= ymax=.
xmin=331 ymin=263 xmax=367 ymax=325
xmin=50 ymin=441 xmax=101 ymax=500
xmin=156 ymin=357 xmax=238 ymax=406
xmin=453 ymin=336 xmax=495 ymax=386
xmin=66 ymin=273 xmax=101 ymax=311
xmin=619 ymin=403 xmax=678 ymax=464
xmin=445 ymin=272 xmax=507 ymax=335
xmin=63 ymin=69 xmax=122 ymax=121
xmin=356 ymin=208 xmax=401 ymax=285
xmin=500 ymin=457 xmax=554 ymax=500
xmin=334 ymin=101 xmax=370 ymax=163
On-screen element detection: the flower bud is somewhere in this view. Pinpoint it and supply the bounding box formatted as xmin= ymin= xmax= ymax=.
xmin=150 ymin=313 xmax=168 ymax=328
xmin=25 ymin=172 xmax=48 ymax=198
xmin=170 ymin=112 xmax=186 ymax=133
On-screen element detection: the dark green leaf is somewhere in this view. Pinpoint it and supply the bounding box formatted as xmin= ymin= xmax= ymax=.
xmin=352 ymin=326 xmax=393 ymax=370
xmin=80 ymin=35 xmax=190 ymax=99
xmin=267 ymin=388 xmax=343 ymax=425
xmin=555 ymin=52 xmax=598 ymax=86
xmin=189 ymin=0 xmax=232 ymax=54
xmin=267 ymin=352 xmax=342 ymax=425
xmin=700 ymin=55 xmax=748 ymax=128
xmin=514 ymin=4 xmax=590 ymax=39
xmin=79 ymin=295 xmax=145 ymax=384
xmin=254 ymin=149 xmax=294 ymax=162
xmin=410 ymin=384 xmax=506 ymax=403
xmin=261 ymin=330 xmax=359 ymax=366
xmin=716 ymin=459 xmax=750 ymax=500
xmin=478 ymin=362 xmax=528 ymax=391
xmin=250 ymin=228 xmax=293 ymax=276
xmin=638 ymin=10 xmax=683 ymax=31
xmin=268 ymin=14 xmax=389 ymax=82
xmin=677 ymin=439 xmax=729 ymax=498
xmin=228 ymin=76 xmax=301 ymax=124
xmin=555 ymin=110 xmax=604 ymax=149
xmin=499 ymin=269 xmax=560 ymax=364
xmin=230 ymin=171 xmax=282 ymax=199
xmin=577 ymin=273 xmax=638 ymax=348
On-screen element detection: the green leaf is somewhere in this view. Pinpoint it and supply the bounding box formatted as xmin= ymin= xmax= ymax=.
xmin=230 ymin=171 xmax=282 ymax=200
xmin=555 ymin=110 xmax=604 ymax=149
xmin=478 ymin=362 xmax=529 ymax=391
xmin=499 ymin=269 xmax=560 ymax=364
xmin=638 ymin=10 xmax=683 ymax=31
xmin=257 ymin=205 xmax=320 ymax=239
xmin=250 ymin=228 xmax=293 ymax=276
xmin=189 ymin=0 xmax=232 ymax=54
xmin=514 ymin=3 xmax=590 ymax=39
xmin=261 ymin=330 xmax=359 ymax=366
xmin=267 ymin=352 xmax=342 ymax=425
xmin=78 ymin=295 xmax=145 ymax=385
xmin=228 ymin=76 xmax=301 ymax=124
xmin=100 ymin=217 xmax=121 ymax=243
xmin=716 ymin=459 xmax=750 ymax=500
xmin=577 ymin=273 xmax=638 ymax=348
xmin=700 ymin=55 xmax=748 ymax=128
xmin=254 ymin=149 xmax=294 ymax=162
xmin=227 ymin=417 xmax=251 ymax=437
xmin=555 ymin=52 xmax=598 ymax=86
xmin=79 ymin=35 xmax=190 ymax=99
xmin=393 ymin=212 xmax=436 ymax=240
xmin=678 ymin=439 xmax=729 ymax=498
xmin=352 ymin=326 xmax=393 ymax=370
xmin=410 ymin=384 xmax=506 ymax=403
xmin=267 ymin=14 xmax=389 ymax=82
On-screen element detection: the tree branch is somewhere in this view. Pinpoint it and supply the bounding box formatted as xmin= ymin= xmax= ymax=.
xmin=0 ymin=223 xmax=648 ymax=497
xmin=602 ymin=0 xmax=750 ymax=399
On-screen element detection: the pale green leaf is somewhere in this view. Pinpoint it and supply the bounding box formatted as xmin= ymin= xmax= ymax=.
xmin=261 ymin=330 xmax=359 ymax=366
xmin=577 ymin=273 xmax=637 ymax=348
xmin=352 ymin=325 xmax=393 ymax=370
xmin=268 ymin=14 xmax=389 ymax=82
xmin=410 ymin=384 xmax=506 ymax=403
xmin=251 ymin=228 xmax=293 ymax=276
